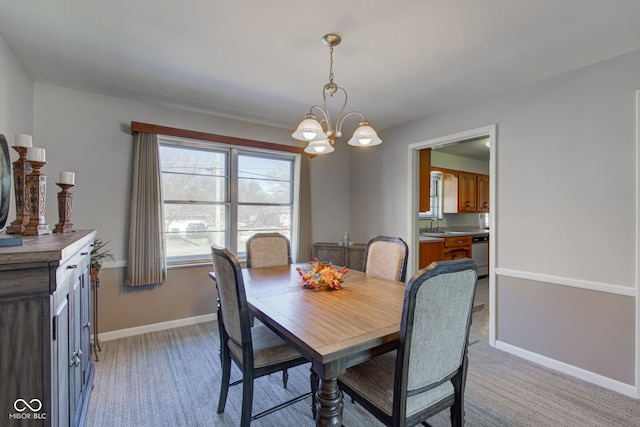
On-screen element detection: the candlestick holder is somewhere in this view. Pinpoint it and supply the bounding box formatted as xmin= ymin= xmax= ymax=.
xmin=23 ymin=160 xmax=51 ymax=236
xmin=6 ymin=146 xmax=32 ymax=234
xmin=54 ymin=183 xmax=76 ymax=233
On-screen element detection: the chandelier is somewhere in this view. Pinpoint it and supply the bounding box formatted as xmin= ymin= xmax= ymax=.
xmin=292 ymin=34 xmax=382 ymax=154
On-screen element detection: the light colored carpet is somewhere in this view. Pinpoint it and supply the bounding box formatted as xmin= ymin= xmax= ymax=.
xmin=86 ymin=317 xmax=640 ymax=426
xmin=469 ymin=277 xmax=489 ymax=344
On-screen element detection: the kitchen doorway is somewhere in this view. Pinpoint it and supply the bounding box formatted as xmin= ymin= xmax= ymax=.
xmin=406 ymin=124 xmax=497 ymax=346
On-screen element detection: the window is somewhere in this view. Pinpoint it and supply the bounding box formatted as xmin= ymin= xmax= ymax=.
xmin=418 ymin=171 xmax=443 ymax=219
xmin=159 ymin=138 xmax=295 ymax=263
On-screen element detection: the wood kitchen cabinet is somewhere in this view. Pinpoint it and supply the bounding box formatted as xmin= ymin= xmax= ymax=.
xmin=458 ymin=172 xmax=477 ymax=212
xmin=419 ymin=240 xmax=444 ymax=269
xmin=419 ymin=148 xmax=431 ymax=212
xmin=477 ymin=174 xmax=490 ymax=212
xmin=442 ymin=235 xmax=472 ymax=260
xmin=0 ymin=231 xmax=96 ymax=427
xmin=312 ymin=242 xmax=366 ymax=271
xmin=434 ymin=166 xmax=489 ymax=213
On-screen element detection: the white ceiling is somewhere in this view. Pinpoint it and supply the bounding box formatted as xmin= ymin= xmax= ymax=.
xmin=436 ymin=137 xmax=491 ymax=162
xmin=2 ymin=1 xmax=640 ymax=136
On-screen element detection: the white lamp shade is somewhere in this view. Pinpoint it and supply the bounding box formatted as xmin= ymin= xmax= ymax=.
xmin=347 ymin=123 xmax=382 ymax=147
xmin=292 ymin=116 xmax=326 ymax=141
xmin=304 ymin=139 xmax=334 ymax=154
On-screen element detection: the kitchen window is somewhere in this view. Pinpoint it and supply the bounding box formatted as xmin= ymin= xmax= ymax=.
xmin=419 ymin=171 xmax=443 ymax=219
xmin=159 ymin=138 xmax=295 ymax=264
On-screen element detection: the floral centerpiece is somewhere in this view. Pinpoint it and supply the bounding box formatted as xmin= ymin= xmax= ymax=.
xmin=297 ymin=258 xmax=348 ymax=290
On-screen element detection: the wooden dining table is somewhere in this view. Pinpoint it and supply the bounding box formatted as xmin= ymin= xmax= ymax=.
xmin=242 ymin=263 xmax=407 ymax=426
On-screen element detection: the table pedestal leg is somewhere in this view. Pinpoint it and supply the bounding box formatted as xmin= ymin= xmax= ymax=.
xmin=315 ymin=377 xmax=342 ymax=426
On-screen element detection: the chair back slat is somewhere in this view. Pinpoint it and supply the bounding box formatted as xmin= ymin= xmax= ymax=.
xmin=246 ymin=233 xmax=292 ymax=268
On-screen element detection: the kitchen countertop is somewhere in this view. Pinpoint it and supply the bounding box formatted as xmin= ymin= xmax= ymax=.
xmin=419 ymin=229 xmax=489 ymax=242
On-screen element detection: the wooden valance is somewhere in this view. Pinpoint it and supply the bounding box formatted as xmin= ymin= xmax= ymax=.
xmin=130 ymin=121 xmax=307 ymax=155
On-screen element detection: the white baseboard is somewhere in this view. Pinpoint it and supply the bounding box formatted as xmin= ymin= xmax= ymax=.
xmin=495 ymin=340 xmax=638 ymax=399
xmin=98 ymin=313 xmax=216 ymax=342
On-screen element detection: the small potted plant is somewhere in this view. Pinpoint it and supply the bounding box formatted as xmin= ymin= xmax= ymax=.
xmin=91 ymin=238 xmax=114 ymax=281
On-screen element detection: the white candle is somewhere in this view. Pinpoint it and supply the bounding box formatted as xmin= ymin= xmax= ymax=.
xmin=14 ymin=134 xmax=33 ymax=147
xmin=26 ymin=147 xmax=46 ymax=162
xmin=59 ymin=171 xmax=75 ymax=185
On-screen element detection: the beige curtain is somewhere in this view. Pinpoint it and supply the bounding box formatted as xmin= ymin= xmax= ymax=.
xmin=295 ymin=154 xmax=312 ymax=262
xmin=126 ymin=132 xmax=167 ymax=286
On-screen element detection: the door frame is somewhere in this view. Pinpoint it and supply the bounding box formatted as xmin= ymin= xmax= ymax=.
xmin=407 ymin=124 xmax=498 ymax=346
xmin=635 ymin=90 xmax=640 ymax=396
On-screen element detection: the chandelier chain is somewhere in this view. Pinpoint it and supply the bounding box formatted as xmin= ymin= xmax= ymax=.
xmin=328 ymin=46 xmax=334 ymax=84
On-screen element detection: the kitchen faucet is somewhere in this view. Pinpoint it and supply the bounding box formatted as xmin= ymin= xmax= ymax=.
xmin=428 ymin=218 xmax=439 ymax=233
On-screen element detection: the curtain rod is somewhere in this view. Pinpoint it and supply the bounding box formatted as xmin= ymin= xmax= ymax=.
xmin=130 ymin=121 xmax=308 ymax=155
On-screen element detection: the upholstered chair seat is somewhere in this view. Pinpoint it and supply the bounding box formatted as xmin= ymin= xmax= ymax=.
xmin=227 ymin=324 xmax=304 ymax=369
xmin=339 ymin=351 xmax=454 ymax=418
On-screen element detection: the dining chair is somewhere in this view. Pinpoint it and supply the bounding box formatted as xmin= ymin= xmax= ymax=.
xmin=363 ymin=235 xmax=409 ymax=282
xmin=245 ymin=232 xmax=293 ymax=387
xmin=245 ymin=232 xmax=292 ymax=268
xmin=337 ymin=258 xmax=478 ymax=427
xmin=211 ymin=245 xmax=313 ymax=426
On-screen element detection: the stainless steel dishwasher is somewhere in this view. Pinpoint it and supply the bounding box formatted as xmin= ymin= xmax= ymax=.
xmin=471 ymin=235 xmax=489 ymax=276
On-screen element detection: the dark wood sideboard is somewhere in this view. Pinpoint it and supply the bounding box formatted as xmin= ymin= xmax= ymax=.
xmin=0 ymin=230 xmax=96 ymax=426
xmin=312 ymin=242 xmax=366 ymax=271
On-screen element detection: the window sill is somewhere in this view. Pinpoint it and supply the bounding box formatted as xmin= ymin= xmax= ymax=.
xmin=167 ymin=257 xmax=247 ymax=270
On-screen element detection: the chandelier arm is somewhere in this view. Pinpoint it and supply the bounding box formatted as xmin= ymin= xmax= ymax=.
xmin=321 ymin=89 xmax=334 ymax=133
xmin=323 ymin=86 xmax=351 ymax=133
xmin=336 ymin=110 xmax=366 ymax=133
xmin=309 ymin=105 xmax=330 ymax=129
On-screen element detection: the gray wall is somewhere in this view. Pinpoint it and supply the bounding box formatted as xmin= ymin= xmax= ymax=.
xmin=351 ymin=48 xmax=640 ymax=389
xmin=498 ymin=276 xmax=635 ymax=384
xmin=431 ymin=151 xmax=489 ymax=174
xmin=0 ymin=33 xmax=33 ymax=171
